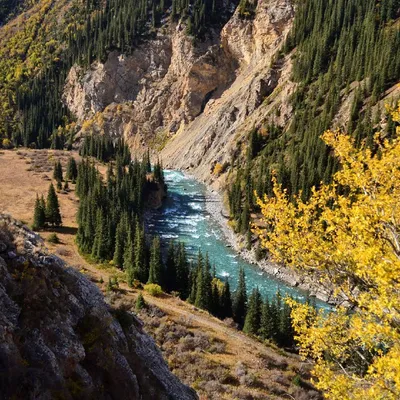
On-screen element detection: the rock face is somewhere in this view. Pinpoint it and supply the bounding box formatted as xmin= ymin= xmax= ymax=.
xmin=162 ymin=0 xmax=295 ymax=187
xmin=63 ymin=28 xmax=237 ymax=150
xmin=0 ymin=214 xmax=197 ymax=400
xmin=63 ymin=0 xmax=294 ymax=183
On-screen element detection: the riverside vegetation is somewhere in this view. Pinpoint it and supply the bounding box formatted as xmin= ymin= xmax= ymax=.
xmin=57 ymin=140 xmax=304 ymax=349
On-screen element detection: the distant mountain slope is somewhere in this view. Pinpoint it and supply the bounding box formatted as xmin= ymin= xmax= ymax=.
xmin=0 ymin=214 xmax=197 ymax=400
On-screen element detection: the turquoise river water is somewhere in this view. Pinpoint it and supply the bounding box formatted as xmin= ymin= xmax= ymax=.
xmin=147 ymin=170 xmax=327 ymax=307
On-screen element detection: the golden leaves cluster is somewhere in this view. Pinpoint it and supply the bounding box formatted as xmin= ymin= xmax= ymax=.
xmin=255 ymin=103 xmax=400 ymax=399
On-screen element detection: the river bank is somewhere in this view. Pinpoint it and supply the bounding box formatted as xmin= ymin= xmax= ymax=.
xmin=203 ymin=187 xmax=335 ymax=305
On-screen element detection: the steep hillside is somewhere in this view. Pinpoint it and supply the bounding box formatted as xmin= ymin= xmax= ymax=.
xmin=0 ymin=214 xmax=197 ymax=399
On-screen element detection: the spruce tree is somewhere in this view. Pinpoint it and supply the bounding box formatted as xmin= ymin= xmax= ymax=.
xmin=53 ymin=160 xmax=63 ymax=182
xmin=45 ymin=183 xmax=62 ymax=226
xmin=243 ymin=287 xmax=262 ymax=335
xmin=136 ymin=293 xmax=146 ymax=311
xmin=194 ymin=251 xmax=210 ymax=311
xmin=176 ymin=242 xmax=190 ymax=299
xmin=259 ymin=297 xmax=274 ymax=340
xmin=220 ymin=281 xmax=233 ymax=319
xmin=113 ymin=217 xmax=126 ymax=268
xmin=123 ymin=229 xmax=134 ymax=287
xmin=66 ymin=157 xmax=78 ymax=182
xmin=91 ymin=209 xmax=108 ymax=261
xmin=165 ymin=241 xmax=177 ymax=292
xmin=147 ymin=236 xmax=162 ymax=285
xmin=134 ymin=221 xmax=146 ymax=282
xmin=32 ymin=194 xmax=46 ymax=230
xmin=233 ymin=267 xmax=247 ymax=327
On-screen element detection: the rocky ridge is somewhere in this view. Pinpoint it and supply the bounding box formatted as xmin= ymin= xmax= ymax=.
xmin=0 ymin=214 xmax=197 ymax=400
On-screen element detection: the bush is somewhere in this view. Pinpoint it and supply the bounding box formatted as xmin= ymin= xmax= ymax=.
xmin=47 ymin=233 xmax=60 ymax=244
xmin=144 ymin=283 xmax=162 ymax=297
xmin=136 ymin=293 xmax=146 ymax=311
xmin=1 ymin=138 xmax=12 ymax=149
xmin=213 ymin=163 xmax=224 ymax=176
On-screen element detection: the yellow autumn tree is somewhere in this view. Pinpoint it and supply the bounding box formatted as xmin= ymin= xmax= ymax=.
xmin=255 ymin=104 xmax=400 ymax=399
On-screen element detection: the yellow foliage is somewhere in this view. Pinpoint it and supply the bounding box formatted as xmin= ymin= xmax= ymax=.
xmin=213 ymin=163 xmax=224 ymax=176
xmin=255 ymin=103 xmax=400 ymax=399
xmin=1 ymin=138 xmax=12 ymax=149
xmin=144 ymin=283 xmax=163 ymax=297
xmin=81 ymin=119 xmax=94 ymax=132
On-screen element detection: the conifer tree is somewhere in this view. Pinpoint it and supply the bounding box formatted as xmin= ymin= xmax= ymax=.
xmin=233 ymin=267 xmax=247 ymax=327
xmin=32 ymin=194 xmax=46 ymax=230
xmin=220 ymin=280 xmax=233 ymax=319
xmin=194 ymin=251 xmax=209 ymax=310
xmin=134 ymin=221 xmax=146 ymax=282
xmin=136 ymin=292 xmax=146 ymax=311
xmin=147 ymin=236 xmax=162 ymax=285
xmin=45 ymin=183 xmax=62 ymax=226
xmin=113 ymin=217 xmax=127 ymax=268
xmin=66 ymin=157 xmax=78 ymax=182
xmin=165 ymin=241 xmax=177 ymax=292
xmin=243 ymin=287 xmax=262 ymax=335
xmin=123 ymin=229 xmax=135 ymax=287
xmin=53 ymin=160 xmax=63 ymax=182
xmin=176 ymin=242 xmax=190 ymax=299
xmin=187 ymin=262 xmax=197 ymax=304
xmin=91 ymin=209 xmax=108 ymax=261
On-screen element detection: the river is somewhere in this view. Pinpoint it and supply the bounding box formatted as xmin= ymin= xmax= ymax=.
xmin=147 ymin=170 xmax=327 ymax=307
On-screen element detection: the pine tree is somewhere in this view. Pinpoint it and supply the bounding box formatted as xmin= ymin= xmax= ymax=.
xmin=53 ymin=160 xmax=63 ymax=182
xmin=45 ymin=183 xmax=62 ymax=226
xmin=243 ymin=287 xmax=262 ymax=335
xmin=123 ymin=229 xmax=134 ymax=287
xmin=233 ymin=267 xmax=247 ymax=327
xmin=113 ymin=217 xmax=126 ymax=268
xmin=136 ymin=292 xmax=146 ymax=311
xmin=176 ymin=242 xmax=190 ymax=299
xmin=32 ymin=194 xmax=46 ymax=230
xmin=147 ymin=236 xmax=162 ymax=285
xmin=220 ymin=281 xmax=233 ymax=319
xmin=91 ymin=209 xmax=108 ymax=261
xmin=66 ymin=157 xmax=78 ymax=182
xmin=165 ymin=241 xmax=177 ymax=292
xmin=194 ymin=251 xmax=211 ymax=311
xmin=134 ymin=221 xmax=146 ymax=282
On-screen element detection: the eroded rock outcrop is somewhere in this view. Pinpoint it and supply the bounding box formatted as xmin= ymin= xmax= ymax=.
xmin=0 ymin=214 xmax=197 ymax=400
xmin=63 ymin=28 xmax=237 ymax=150
xmin=63 ymin=0 xmax=295 ymax=188
xmin=162 ymin=0 xmax=295 ymax=187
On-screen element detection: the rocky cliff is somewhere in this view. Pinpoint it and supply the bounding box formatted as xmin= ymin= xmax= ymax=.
xmin=63 ymin=0 xmax=295 ymax=188
xmin=63 ymin=0 xmax=400 ymax=191
xmin=0 ymin=214 xmax=197 ymax=400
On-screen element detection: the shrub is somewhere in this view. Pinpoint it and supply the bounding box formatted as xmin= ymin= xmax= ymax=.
xmin=144 ymin=283 xmax=162 ymax=297
xmin=1 ymin=138 xmax=12 ymax=149
xmin=136 ymin=293 xmax=146 ymax=311
xmin=47 ymin=233 xmax=60 ymax=244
